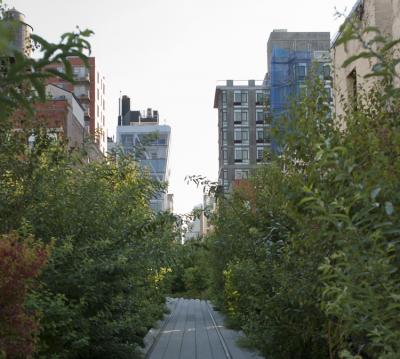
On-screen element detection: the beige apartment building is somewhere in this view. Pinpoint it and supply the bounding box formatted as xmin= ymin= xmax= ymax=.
xmin=332 ymin=0 xmax=400 ymax=118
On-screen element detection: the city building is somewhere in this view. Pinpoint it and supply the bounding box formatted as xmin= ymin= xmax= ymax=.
xmin=12 ymin=84 xmax=102 ymax=160
xmin=116 ymin=95 xmax=172 ymax=212
xmin=199 ymin=194 xmax=216 ymax=237
xmin=45 ymin=57 xmax=107 ymax=155
xmin=214 ymin=80 xmax=269 ymax=192
xmin=331 ymin=0 xmax=399 ymax=118
xmin=35 ymin=84 xmax=86 ymax=148
xmin=267 ymin=30 xmax=331 ymax=151
xmin=184 ymin=215 xmax=201 ymax=242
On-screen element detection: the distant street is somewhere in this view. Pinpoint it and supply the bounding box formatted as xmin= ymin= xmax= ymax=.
xmin=146 ymin=298 xmax=264 ymax=359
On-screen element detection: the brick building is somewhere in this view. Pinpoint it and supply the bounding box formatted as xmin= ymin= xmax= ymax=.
xmin=45 ymin=57 xmax=107 ymax=154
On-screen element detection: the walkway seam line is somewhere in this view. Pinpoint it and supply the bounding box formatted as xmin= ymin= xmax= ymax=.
xmin=206 ymin=301 xmax=233 ymax=359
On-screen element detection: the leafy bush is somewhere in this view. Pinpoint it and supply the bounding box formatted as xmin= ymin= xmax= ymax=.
xmin=206 ymin=25 xmax=400 ymax=359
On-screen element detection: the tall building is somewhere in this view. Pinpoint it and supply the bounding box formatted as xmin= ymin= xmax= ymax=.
xmin=267 ymin=30 xmax=331 ymax=150
xmin=214 ymin=80 xmax=270 ymax=192
xmin=116 ymin=95 xmax=171 ymax=212
xmin=45 ymin=57 xmax=107 ymax=155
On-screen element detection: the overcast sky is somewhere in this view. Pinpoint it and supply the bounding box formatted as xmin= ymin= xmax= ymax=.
xmin=9 ymin=0 xmax=356 ymax=215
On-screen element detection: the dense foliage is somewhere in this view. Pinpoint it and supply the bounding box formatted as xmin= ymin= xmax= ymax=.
xmin=205 ymin=26 xmax=400 ymax=359
xmin=0 ymin=4 xmax=178 ymax=358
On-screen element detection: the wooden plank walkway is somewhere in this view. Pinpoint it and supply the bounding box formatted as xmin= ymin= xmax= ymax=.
xmin=145 ymin=298 xmax=264 ymax=359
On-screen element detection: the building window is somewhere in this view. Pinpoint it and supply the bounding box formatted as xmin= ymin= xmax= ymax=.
xmin=222 ymin=91 xmax=227 ymax=107
xmin=234 ymin=148 xmax=249 ymax=163
xmin=221 ymin=110 xmax=227 ymax=127
xmin=223 ymin=169 xmax=228 ymax=180
xmin=97 ymin=105 xmax=99 ymax=117
xmin=74 ymin=85 xmax=86 ymax=97
xmin=256 ymin=129 xmax=264 ymax=143
xmin=234 ymin=110 xmax=248 ymax=125
xmin=234 ymin=129 xmax=249 ymax=144
xmin=234 ymin=169 xmax=249 ymax=180
xmin=222 ymin=130 xmax=227 ymax=145
xmin=323 ymin=64 xmax=331 ymax=79
xmin=347 ymin=68 xmax=357 ymax=104
xmin=325 ymin=86 xmax=332 ymax=102
xmin=296 ymin=64 xmax=307 ymax=81
xmin=223 ymin=149 xmax=228 ymax=165
xmin=256 ymin=110 xmax=264 ymax=124
xmin=257 ymin=147 xmax=264 ymax=162
xmin=73 ymin=66 xmax=86 ymax=78
xmin=234 ymin=91 xmax=248 ymax=106
xmin=256 ymin=90 xmax=265 ymax=105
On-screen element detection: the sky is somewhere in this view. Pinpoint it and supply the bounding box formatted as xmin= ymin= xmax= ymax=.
xmin=8 ymin=0 xmax=356 ymax=215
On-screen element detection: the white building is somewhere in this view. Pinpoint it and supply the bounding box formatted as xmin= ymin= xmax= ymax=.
xmin=116 ymin=96 xmax=171 ymax=212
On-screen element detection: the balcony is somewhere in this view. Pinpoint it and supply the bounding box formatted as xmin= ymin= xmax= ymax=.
xmin=74 ymin=73 xmax=90 ymax=82
xmin=75 ymin=91 xmax=90 ymax=101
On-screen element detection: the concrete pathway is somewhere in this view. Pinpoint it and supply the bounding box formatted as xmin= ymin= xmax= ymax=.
xmin=145 ymin=298 xmax=264 ymax=359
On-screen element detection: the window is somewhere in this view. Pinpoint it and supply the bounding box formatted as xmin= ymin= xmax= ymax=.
xmin=235 ymin=169 xmax=249 ymax=180
xmin=222 ymin=91 xmax=227 ymax=107
xmin=256 ymin=129 xmax=264 ymax=143
xmin=73 ymin=66 xmax=86 ymax=78
xmin=256 ymin=91 xmax=265 ymax=105
xmin=221 ymin=110 xmax=227 ymax=127
xmin=325 ymin=86 xmax=332 ymax=102
xmin=257 ymin=147 xmax=264 ymax=162
xmin=97 ymin=88 xmax=99 ymax=100
xmin=234 ymin=129 xmax=249 ymax=144
xmin=97 ymin=105 xmax=99 ymax=117
xmin=74 ymin=85 xmax=86 ymax=97
xmin=222 ymin=130 xmax=227 ymax=145
xmin=234 ymin=110 xmax=248 ymax=125
xmin=234 ymin=148 xmax=249 ymax=163
xmin=296 ymin=64 xmax=307 ymax=80
xmin=256 ymin=110 xmax=264 ymax=124
xmin=323 ymin=64 xmax=331 ymax=79
xmin=223 ymin=149 xmax=228 ymax=165
xmin=347 ymin=68 xmax=357 ymax=103
xmin=233 ymin=91 xmax=248 ymax=105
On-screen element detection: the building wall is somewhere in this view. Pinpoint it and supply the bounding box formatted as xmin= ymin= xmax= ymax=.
xmin=332 ymin=0 xmax=396 ymax=119
xmin=267 ymin=31 xmax=331 ymax=151
xmin=45 ymin=57 xmax=107 ymax=155
xmin=116 ymin=124 xmax=171 ymax=212
xmin=214 ymin=80 xmax=270 ymax=192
